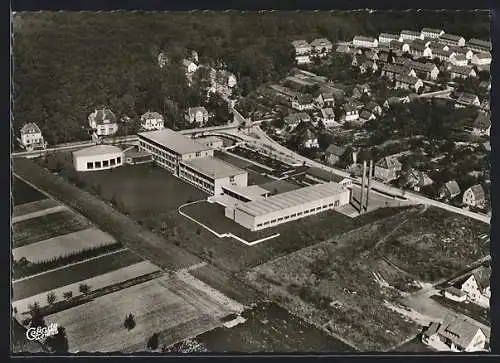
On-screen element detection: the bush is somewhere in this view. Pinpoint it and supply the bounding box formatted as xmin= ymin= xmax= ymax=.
xmin=79 ymin=283 xmax=90 ymax=295
xmin=47 ymin=292 xmax=57 ymax=305
xmin=147 ymin=333 xmax=160 ymax=350
xmin=124 ymin=313 xmax=136 ymax=330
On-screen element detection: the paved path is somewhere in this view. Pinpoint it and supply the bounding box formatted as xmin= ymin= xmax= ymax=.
xmin=12 ymin=205 xmax=66 ymax=223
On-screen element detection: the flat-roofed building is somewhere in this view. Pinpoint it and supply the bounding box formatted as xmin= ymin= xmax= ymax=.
xmin=221 ymin=184 xmax=270 ymax=203
xmin=194 ymin=135 xmax=224 ymax=149
xmin=180 ymin=157 xmax=248 ymax=195
xmin=72 ymin=145 xmax=124 ymax=172
xmin=226 ymin=182 xmax=350 ymax=231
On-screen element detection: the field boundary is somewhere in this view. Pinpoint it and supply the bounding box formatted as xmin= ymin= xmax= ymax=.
xmin=178 ymin=200 xmax=280 ymax=246
xmin=12 ymin=205 xmax=66 ymax=223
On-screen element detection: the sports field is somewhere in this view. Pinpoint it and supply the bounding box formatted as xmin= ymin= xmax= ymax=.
xmin=13 ymin=210 xmax=92 ymax=248
xmin=13 ymin=249 xmax=143 ymax=300
xmin=13 ymin=228 xmax=117 ymax=263
xmin=45 ymin=274 xmax=243 ymax=352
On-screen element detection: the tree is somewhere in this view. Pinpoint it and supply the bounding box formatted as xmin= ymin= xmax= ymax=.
xmin=147 ymin=333 xmax=160 ymax=350
xmin=28 ymin=302 xmax=46 ymax=329
xmin=46 ymin=326 xmax=69 ymax=353
xmin=47 ymin=292 xmax=57 ymax=305
xmin=63 ymin=291 xmax=73 ymax=300
xmin=78 ymin=283 xmax=90 ymax=295
xmin=124 ymin=313 xmax=136 ymax=330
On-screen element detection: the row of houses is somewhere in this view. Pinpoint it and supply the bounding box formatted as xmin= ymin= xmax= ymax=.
xmin=443 ymin=265 xmax=491 ymax=307
xmin=291 ymin=38 xmax=334 ymax=64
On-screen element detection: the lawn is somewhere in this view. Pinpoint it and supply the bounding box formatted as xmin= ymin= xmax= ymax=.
xmin=13 ymin=210 xmax=92 ymax=248
xmin=13 ymin=199 xmax=60 ymax=218
xmin=244 ymin=207 xmax=423 ymax=351
xmin=13 ymin=228 xmax=117 ymax=263
xmin=13 ymin=249 xmax=143 ymax=301
xmin=12 ymin=176 xmax=46 ymax=206
xmin=196 ymin=302 xmax=354 ymax=353
xmin=431 ymin=294 xmax=490 ymax=327
xmin=44 ymin=274 xmax=243 ymax=353
xmin=378 ymin=207 xmax=490 ymax=283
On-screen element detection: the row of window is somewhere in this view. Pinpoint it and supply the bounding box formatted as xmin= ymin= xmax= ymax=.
xmin=255 ymin=200 xmax=340 ymax=228
xmin=180 ymin=171 xmax=215 ymax=192
xmin=86 ymin=157 xmax=121 ymax=169
xmin=222 ymin=188 xmax=252 ymax=203
xmin=180 ymin=164 xmax=214 ymax=183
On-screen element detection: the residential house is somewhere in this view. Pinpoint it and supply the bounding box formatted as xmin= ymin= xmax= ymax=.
xmin=480 ymin=98 xmax=490 ymax=111
xmin=462 ymin=184 xmax=487 ymax=209
xmin=409 ymin=42 xmax=432 ymax=59
xmin=381 ymin=63 xmax=416 ymax=80
xmin=449 ymin=46 xmax=474 ymax=60
xmin=292 ymin=40 xmax=312 ymax=55
xmin=479 ymin=81 xmax=491 ymax=91
xmin=460 ymin=265 xmax=491 ymax=307
xmin=355 ymin=83 xmax=372 ymax=96
xmin=471 ymin=112 xmax=491 ymax=136
xmin=404 ymin=168 xmax=434 ymax=192
xmin=189 ymin=50 xmax=199 ymax=63
xmin=185 ymin=106 xmax=209 ymax=125
xmin=471 ymin=52 xmax=492 ymax=66
xmin=432 ymin=48 xmax=455 ymax=62
xmin=466 ymin=38 xmax=492 ymax=53
xmin=439 ymin=34 xmax=466 ymax=47
xmin=429 ymin=41 xmax=450 ymax=52
xmin=301 ymin=129 xmax=319 ymax=149
xmin=378 ymin=33 xmax=401 ymax=44
xmin=284 ymin=112 xmax=311 ymax=131
xmin=421 ymin=28 xmax=445 ymax=39
xmin=182 ymin=59 xmax=198 ymax=74
xmin=88 ymin=107 xmax=118 ymax=136
xmin=438 ymin=180 xmax=461 ymax=200
xmin=359 ymin=110 xmax=376 ymax=123
xmin=401 ymin=93 xmax=420 ymax=103
xmin=315 ymin=91 xmax=335 ymax=108
xmin=408 ymin=61 xmax=440 ymax=80
xmin=443 ymin=287 xmax=467 ymax=303
xmin=450 ymin=54 xmax=468 ymax=66
xmin=383 ymin=96 xmax=402 ymax=109
xmin=364 ymin=101 xmax=382 ymax=116
xmin=400 ymin=30 xmax=423 ymax=42
xmin=140 ymin=111 xmax=164 ymax=131
xmin=296 ymin=54 xmax=312 ymax=65
xmin=422 ymin=314 xmax=487 ymax=352
xmin=292 ymin=94 xmax=315 ymax=111
xmin=324 ymin=144 xmax=346 ymax=165
xmin=336 ymin=44 xmax=352 ymax=54
xmin=389 ymin=40 xmax=404 ymax=52
xmin=449 ymin=65 xmax=477 ymax=79
xmin=310 ymin=38 xmax=333 ymax=57
xmin=20 ymin=122 xmax=45 ymax=150
xmin=343 ymin=104 xmax=359 ymax=122
xmin=319 ymin=108 xmax=337 ymax=128
xmin=157 ymin=52 xmax=169 ymax=68
xmin=456 ymin=92 xmax=480 ymax=108
xmin=374 ymin=155 xmax=402 ymax=182
xmin=395 ymin=74 xmax=424 ymax=92
xmin=377 ymin=51 xmax=391 ymax=64
xmin=352 ymin=36 xmax=378 ymax=48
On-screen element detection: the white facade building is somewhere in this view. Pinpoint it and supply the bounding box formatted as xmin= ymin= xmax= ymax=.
xmin=400 ymin=30 xmax=423 ymax=42
xmin=421 ymin=28 xmax=445 ymax=39
xmin=88 ymin=108 xmax=119 ymax=137
xmin=378 ymin=33 xmax=402 ymax=44
xmin=20 ymin=122 xmax=44 ymax=150
xmin=140 ymin=111 xmax=164 ymax=130
xmin=226 ymin=182 xmax=350 ymax=231
xmin=471 ymin=52 xmax=492 ymax=66
xmin=352 ymin=36 xmax=378 ymax=48
xmin=72 ymin=145 xmax=124 ymax=172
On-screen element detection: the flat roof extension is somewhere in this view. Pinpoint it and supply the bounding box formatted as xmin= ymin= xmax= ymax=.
xmin=73 ymin=145 xmax=123 ymax=157
xmin=139 ymin=128 xmax=212 ymax=155
xmin=182 ymin=157 xmax=247 ymax=179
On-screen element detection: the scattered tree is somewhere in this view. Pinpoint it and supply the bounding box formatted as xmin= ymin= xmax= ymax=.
xmin=47 ymin=292 xmax=57 ymax=305
xmin=147 ymin=333 xmax=160 ymax=350
xmin=78 ymin=283 xmax=90 ymax=295
xmin=63 ymin=291 xmax=73 ymax=300
xmin=28 ymin=302 xmax=46 ymax=329
xmin=124 ymin=313 xmax=136 ymax=330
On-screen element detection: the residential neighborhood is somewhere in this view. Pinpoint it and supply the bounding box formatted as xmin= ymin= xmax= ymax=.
xmin=12 ymin=11 xmax=491 ymax=355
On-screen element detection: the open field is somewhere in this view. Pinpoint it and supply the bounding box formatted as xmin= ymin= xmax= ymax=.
xmin=245 ymin=207 xmax=425 ymax=351
xmin=14 ymin=159 xmax=202 ymax=270
xmin=196 ymin=302 xmax=354 ymax=352
xmin=378 ymin=207 xmax=490 ymax=282
xmin=45 ymin=274 xmax=243 ymax=353
xmin=13 ymin=260 xmax=161 ymax=315
xmin=13 ymin=210 xmax=92 ymax=248
xmin=12 ymin=176 xmax=46 ymax=205
xmin=13 ymin=198 xmax=60 ymax=218
xmin=13 ymin=249 xmax=143 ymax=301
xmin=431 ymin=294 xmax=490 ymax=327
xmin=13 ymin=228 xmax=117 ymax=263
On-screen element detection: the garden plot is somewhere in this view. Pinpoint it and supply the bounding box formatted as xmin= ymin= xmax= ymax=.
xmin=13 ymin=176 xmax=46 ymax=206
xmin=13 ymin=249 xmax=143 ymax=301
xmin=13 ymin=198 xmax=60 ymax=218
xmin=13 ymin=210 xmax=92 ymax=248
xmin=45 ymin=273 xmax=244 ymax=353
xmin=13 ymin=228 xmax=117 ymax=263
xmin=13 ymin=260 xmax=161 ymax=315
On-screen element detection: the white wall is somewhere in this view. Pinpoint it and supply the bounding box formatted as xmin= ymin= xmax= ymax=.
xmin=73 ymin=152 xmax=124 ymax=172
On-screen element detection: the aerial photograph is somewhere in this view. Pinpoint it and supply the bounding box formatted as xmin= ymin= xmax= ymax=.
xmin=10 ymin=10 xmax=491 ymax=354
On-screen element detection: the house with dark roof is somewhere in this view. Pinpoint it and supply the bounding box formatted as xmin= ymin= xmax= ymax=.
xmin=406 ymin=60 xmax=440 ymax=80
xmin=455 ymin=92 xmax=480 ymax=108
xmin=471 ymin=112 xmax=491 ymax=136
xmin=88 ymin=108 xmax=118 ymax=136
xmin=140 ymin=111 xmax=164 ymax=131
xmin=20 ymin=122 xmax=45 ymax=150
xmin=389 ymin=40 xmax=404 ymax=52
xmin=324 ymin=144 xmax=346 ymax=165
xmin=365 ymin=101 xmax=382 ymax=116
xmin=374 ymin=155 xmax=402 ymax=182
xmin=443 ymin=286 xmax=467 ymax=303
xmin=319 ymin=108 xmax=337 ymax=128
xmin=359 ymin=59 xmax=378 ymax=74
xmin=450 ymin=53 xmax=468 ymax=66
xmin=291 ymin=93 xmax=315 ymax=111
xmin=428 ymin=41 xmax=449 ymax=52
xmin=381 ymin=63 xmax=416 ymax=80
xmin=315 ymin=91 xmax=335 ymax=108
xmin=460 ymin=265 xmax=491 ymax=307
xmin=359 ymin=110 xmax=376 ymax=122
xmin=310 ymin=38 xmax=333 ymax=57
xmin=284 ymin=112 xmax=311 ymax=130
xmin=421 ymin=28 xmax=445 ymax=39
xmin=336 ymin=44 xmax=352 ymax=54
xmin=409 ymin=42 xmax=432 ymax=58
xmin=343 ymin=103 xmax=359 ymax=122
xmin=422 ymin=314 xmax=487 ymax=352
xmin=439 ymin=34 xmax=466 ymax=47
xmin=383 ymin=96 xmax=402 ymax=109
xmin=448 ymin=46 xmax=474 ymax=60
xmin=438 ymin=180 xmax=461 ymax=200
xmin=462 ymin=184 xmax=487 ymax=209
xmin=301 ymin=128 xmax=319 ymax=149
xmin=466 ymin=38 xmax=492 ymax=53
xmin=449 ymin=65 xmax=477 ymax=79
xmin=395 ymin=74 xmax=424 ymax=92
xmin=157 ymin=52 xmax=169 ymax=68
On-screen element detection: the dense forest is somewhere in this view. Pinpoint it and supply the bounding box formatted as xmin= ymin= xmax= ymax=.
xmin=12 ymin=11 xmax=490 ymax=145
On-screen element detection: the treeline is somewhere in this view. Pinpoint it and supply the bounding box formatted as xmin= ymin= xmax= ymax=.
xmin=13 ymin=11 xmax=489 ymax=145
